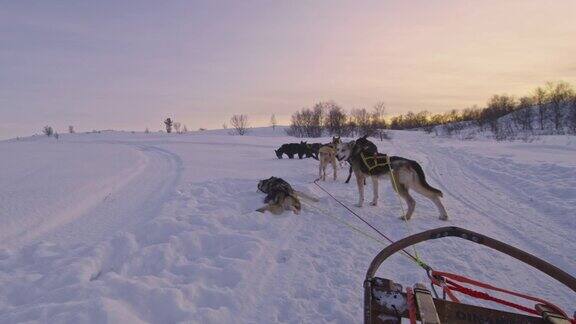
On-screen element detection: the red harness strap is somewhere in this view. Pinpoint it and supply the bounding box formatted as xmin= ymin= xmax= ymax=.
xmin=431 ymin=271 xmax=573 ymax=321
xmin=429 ymin=274 xmax=460 ymax=303
xmin=405 ymin=287 xmax=417 ymax=324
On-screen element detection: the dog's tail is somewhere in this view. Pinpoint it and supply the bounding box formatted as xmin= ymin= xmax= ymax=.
xmin=408 ymin=160 xmax=443 ymax=197
xmin=295 ymin=190 xmax=319 ymax=202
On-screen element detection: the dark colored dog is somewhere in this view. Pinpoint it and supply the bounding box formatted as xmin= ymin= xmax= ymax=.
xmin=303 ymin=142 xmax=322 ymax=160
xmin=343 ymin=135 xmax=378 ymax=183
xmin=275 ymin=142 xmax=314 ymax=159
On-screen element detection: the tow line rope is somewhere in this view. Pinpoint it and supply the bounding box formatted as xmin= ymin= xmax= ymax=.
xmin=300 ymin=200 xmax=389 ymax=246
xmin=312 ymin=179 xmax=430 ymax=272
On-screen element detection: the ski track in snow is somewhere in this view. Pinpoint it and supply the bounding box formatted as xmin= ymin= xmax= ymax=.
xmin=0 ymin=130 xmax=574 ymax=323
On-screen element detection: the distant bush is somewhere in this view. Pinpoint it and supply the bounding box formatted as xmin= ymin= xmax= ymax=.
xmin=43 ymin=126 xmax=54 ymax=137
xmin=230 ymin=114 xmax=249 ymax=135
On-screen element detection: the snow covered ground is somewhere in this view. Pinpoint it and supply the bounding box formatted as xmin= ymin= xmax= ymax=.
xmin=0 ymin=128 xmax=574 ymax=323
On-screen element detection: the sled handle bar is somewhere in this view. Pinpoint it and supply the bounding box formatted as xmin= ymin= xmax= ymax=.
xmin=365 ymin=226 xmax=576 ymax=293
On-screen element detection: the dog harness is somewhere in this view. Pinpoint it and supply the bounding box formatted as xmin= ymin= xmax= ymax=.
xmin=360 ymin=152 xmax=390 ymax=171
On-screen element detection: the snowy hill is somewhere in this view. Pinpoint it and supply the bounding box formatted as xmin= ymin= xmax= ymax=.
xmin=432 ymin=103 xmax=576 ymax=141
xmin=1 ymin=129 xmax=575 ymax=322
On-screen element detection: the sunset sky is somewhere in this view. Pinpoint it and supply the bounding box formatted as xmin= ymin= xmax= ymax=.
xmin=1 ymin=0 xmax=575 ymax=138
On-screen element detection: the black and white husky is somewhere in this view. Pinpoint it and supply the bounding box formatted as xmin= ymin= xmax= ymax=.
xmin=256 ymin=177 xmax=318 ymax=214
xmin=336 ymin=139 xmax=448 ymax=220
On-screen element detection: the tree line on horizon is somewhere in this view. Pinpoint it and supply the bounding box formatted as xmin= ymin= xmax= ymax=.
xmin=391 ymin=81 xmax=576 ymax=135
xmin=286 ymin=101 xmax=388 ymax=139
xmin=285 ymin=81 xmax=576 ymax=139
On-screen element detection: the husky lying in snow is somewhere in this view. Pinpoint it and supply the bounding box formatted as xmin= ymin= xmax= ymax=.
xmin=336 ymin=139 xmax=448 ymax=220
xmin=256 ymin=177 xmax=318 ymax=214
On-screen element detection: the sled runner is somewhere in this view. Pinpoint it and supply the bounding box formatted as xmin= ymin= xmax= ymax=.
xmin=364 ymin=227 xmax=576 ymax=324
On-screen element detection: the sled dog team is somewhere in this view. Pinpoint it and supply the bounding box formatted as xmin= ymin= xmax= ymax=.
xmin=259 ymin=136 xmax=448 ymax=221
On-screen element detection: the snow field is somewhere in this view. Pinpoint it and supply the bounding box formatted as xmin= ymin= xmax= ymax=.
xmin=0 ymin=129 xmax=574 ymax=322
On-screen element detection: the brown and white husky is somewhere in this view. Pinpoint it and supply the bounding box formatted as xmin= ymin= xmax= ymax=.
xmin=336 ymin=139 xmax=448 ymax=220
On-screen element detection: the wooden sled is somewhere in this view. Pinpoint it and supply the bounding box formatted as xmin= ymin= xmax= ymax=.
xmin=364 ymin=227 xmax=576 ymax=324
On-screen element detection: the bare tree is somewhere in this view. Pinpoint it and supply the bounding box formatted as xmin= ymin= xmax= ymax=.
xmin=230 ymin=114 xmax=249 ymax=135
xmin=372 ymin=102 xmax=386 ymax=123
xmin=371 ymin=102 xmax=389 ymax=140
xmin=287 ymin=104 xmax=325 ymax=137
xmin=43 ymin=126 xmax=54 ymax=136
xmin=182 ymin=125 xmax=188 ymax=133
xmin=481 ymin=94 xmax=517 ymax=133
xmin=511 ymin=96 xmax=534 ymax=132
xmin=270 ymin=114 xmax=278 ymax=130
xmin=532 ymin=87 xmax=548 ymax=131
xmin=567 ymin=95 xmax=576 ymax=134
xmin=350 ymin=108 xmax=374 ymax=136
xmin=54 ymin=132 xmax=59 ymax=140
xmin=68 ymin=125 xmax=75 ymax=133
xmin=145 ymin=127 xmax=150 ymax=134
xmin=222 ymin=123 xmax=228 ymax=129
xmin=546 ymin=81 xmax=574 ymax=132
xmin=324 ymin=102 xmax=348 ymax=136
xmin=310 ymin=103 xmax=325 ymax=137
xmin=164 ymin=118 xmax=173 ymax=133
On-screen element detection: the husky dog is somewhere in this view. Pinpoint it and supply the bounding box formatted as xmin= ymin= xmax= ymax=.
xmin=275 ymin=143 xmax=313 ymax=159
xmin=318 ymin=145 xmax=337 ymax=181
xmin=336 ymin=140 xmax=448 ymax=220
xmin=325 ymin=136 xmax=341 ymax=149
xmin=343 ymin=135 xmax=377 ymax=184
xmin=256 ymin=177 xmax=318 ymax=214
xmin=303 ymin=142 xmax=322 ymax=160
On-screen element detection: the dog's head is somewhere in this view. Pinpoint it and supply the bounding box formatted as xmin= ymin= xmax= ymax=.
xmin=336 ymin=140 xmax=355 ymax=161
xmin=299 ymin=141 xmax=314 ymax=157
xmin=355 ymin=135 xmax=378 ymax=155
xmin=258 ymin=177 xmax=275 ymax=192
xmin=275 ymin=149 xmax=283 ymax=159
xmin=332 ymin=136 xmax=341 ymax=145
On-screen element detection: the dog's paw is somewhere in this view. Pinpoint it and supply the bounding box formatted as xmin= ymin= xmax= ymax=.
xmin=439 ymin=215 xmax=448 ymax=221
xmin=370 ymin=201 xmax=378 ymax=206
